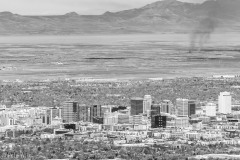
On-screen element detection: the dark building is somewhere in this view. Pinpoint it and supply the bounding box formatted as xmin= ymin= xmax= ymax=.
xmin=61 ymin=101 xmax=79 ymax=123
xmin=131 ymin=98 xmax=144 ymax=115
xmin=152 ymin=115 xmax=167 ymax=128
xmin=79 ymin=105 xmax=90 ymax=122
xmin=90 ymin=105 xmax=102 ymax=123
xmin=93 ymin=117 xmax=104 ymax=124
xmin=64 ymin=123 xmax=76 ymax=130
xmin=228 ymin=119 xmax=238 ymax=122
xmin=151 ymin=104 xmax=161 ymax=116
xmin=188 ymin=100 xmax=196 ymax=117
xmin=189 ymin=119 xmax=202 ymax=125
xmin=151 ymin=104 xmax=161 ymax=125
xmin=46 ymin=109 xmax=51 ymax=125
xmin=112 ymin=106 xmax=127 ymax=112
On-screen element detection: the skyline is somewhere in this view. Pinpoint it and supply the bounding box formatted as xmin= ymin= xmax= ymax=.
xmin=0 ymin=0 xmax=206 ymax=15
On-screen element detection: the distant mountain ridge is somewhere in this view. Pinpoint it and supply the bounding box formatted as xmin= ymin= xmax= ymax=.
xmin=0 ymin=0 xmax=240 ymax=35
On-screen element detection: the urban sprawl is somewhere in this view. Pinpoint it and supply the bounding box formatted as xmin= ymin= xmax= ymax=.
xmin=1 ymin=75 xmax=240 ymax=159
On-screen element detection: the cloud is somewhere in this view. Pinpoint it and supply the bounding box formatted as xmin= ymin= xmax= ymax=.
xmin=0 ymin=0 xmax=207 ymax=15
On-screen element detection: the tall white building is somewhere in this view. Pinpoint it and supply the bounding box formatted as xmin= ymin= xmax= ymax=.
xmin=176 ymin=98 xmax=189 ymax=117
xmin=143 ymin=95 xmax=152 ymax=115
xmin=161 ymin=100 xmax=172 ymax=114
xmin=218 ymin=92 xmax=232 ymax=114
xmin=205 ymin=103 xmax=217 ymax=117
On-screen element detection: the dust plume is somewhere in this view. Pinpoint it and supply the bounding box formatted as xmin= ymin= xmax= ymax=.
xmin=190 ymin=17 xmax=217 ymax=52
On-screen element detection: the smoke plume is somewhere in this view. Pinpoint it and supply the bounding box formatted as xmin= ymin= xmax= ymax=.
xmin=190 ymin=17 xmax=217 ymax=52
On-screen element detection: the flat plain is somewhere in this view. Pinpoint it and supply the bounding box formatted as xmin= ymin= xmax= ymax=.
xmin=0 ymin=33 xmax=240 ymax=80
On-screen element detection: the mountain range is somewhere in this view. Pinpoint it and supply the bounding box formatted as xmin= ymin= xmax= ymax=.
xmin=0 ymin=0 xmax=240 ymax=35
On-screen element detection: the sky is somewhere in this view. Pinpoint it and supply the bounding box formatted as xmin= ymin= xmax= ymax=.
xmin=0 ymin=0 xmax=206 ymax=15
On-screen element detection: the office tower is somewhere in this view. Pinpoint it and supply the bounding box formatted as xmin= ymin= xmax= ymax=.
xmin=205 ymin=103 xmax=217 ymax=117
xmin=188 ymin=100 xmax=196 ymax=117
xmin=151 ymin=104 xmax=161 ymax=127
xmin=90 ymin=105 xmax=102 ymax=123
xmin=45 ymin=107 xmax=61 ymax=125
xmin=131 ymin=98 xmax=144 ymax=115
xmin=51 ymin=107 xmax=61 ymax=119
xmin=218 ymin=92 xmax=232 ymax=114
xmin=152 ymin=115 xmax=167 ymax=128
xmin=143 ymin=95 xmax=152 ymax=114
xmin=92 ymin=105 xmax=111 ymax=124
xmin=151 ymin=104 xmax=161 ymax=117
xmin=61 ymin=101 xmax=79 ymax=123
xmin=79 ymin=105 xmax=90 ymax=122
xmin=161 ymin=100 xmax=172 ymax=114
xmin=44 ymin=110 xmax=51 ymax=125
xmin=176 ymin=98 xmax=189 ymax=117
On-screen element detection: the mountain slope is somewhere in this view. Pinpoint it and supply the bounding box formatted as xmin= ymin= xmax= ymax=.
xmin=0 ymin=0 xmax=239 ymax=35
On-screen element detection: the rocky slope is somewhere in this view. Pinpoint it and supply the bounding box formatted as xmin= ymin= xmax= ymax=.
xmin=0 ymin=0 xmax=239 ymax=35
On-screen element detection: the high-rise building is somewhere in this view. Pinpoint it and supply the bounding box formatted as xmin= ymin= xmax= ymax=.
xmin=131 ymin=98 xmax=144 ymax=115
xmin=151 ymin=104 xmax=161 ymax=117
xmin=90 ymin=105 xmax=102 ymax=123
xmin=205 ymin=103 xmax=217 ymax=117
xmin=176 ymin=98 xmax=189 ymax=117
xmin=188 ymin=100 xmax=196 ymax=117
xmin=161 ymin=100 xmax=172 ymax=114
xmin=218 ymin=92 xmax=232 ymax=114
xmin=61 ymin=101 xmax=79 ymax=123
xmin=44 ymin=109 xmax=51 ymax=125
xmin=143 ymin=95 xmax=152 ymax=114
xmin=151 ymin=104 xmax=160 ymax=126
xmin=152 ymin=115 xmax=167 ymax=128
xmin=45 ymin=107 xmax=61 ymax=125
xmin=79 ymin=105 xmax=90 ymax=122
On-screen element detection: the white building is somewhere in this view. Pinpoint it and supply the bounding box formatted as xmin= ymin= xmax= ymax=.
xmin=129 ymin=114 xmax=147 ymax=125
xmin=218 ymin=92 xmax=232 ymax=114
xmin=175 ymin=117 xmax=189 ymax=128
xmin=0 ymin=110 xmax=18 ymax=126
xmin=161 ymin=100 xmax=172 ymax=114
xmin=205 ymin=103 xmax=217 ymax=117
xmin=143 ymin=95 xmax=152 ymax=115
xmin=103 ymin=112 xmax=118 ymax=125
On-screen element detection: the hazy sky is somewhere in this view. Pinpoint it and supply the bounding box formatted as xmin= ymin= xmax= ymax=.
xmin=0 ymin=0 xmax=206 ymax=15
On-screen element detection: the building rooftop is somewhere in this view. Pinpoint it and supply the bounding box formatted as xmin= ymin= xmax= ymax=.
xmin=131 ymin=97 xmax=144 ymax=100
